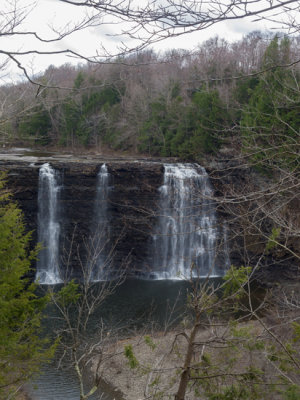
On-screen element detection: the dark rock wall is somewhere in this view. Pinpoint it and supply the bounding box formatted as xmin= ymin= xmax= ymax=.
xmin=207 ymin=158 xmax=300 ymax=283
xmin=2 ymin=162 xmax=40 ymax=244
xmin=1 ymin=160 xmax=164 ymax=278
xmin=1 ymin=157 xmax=298 ymax=283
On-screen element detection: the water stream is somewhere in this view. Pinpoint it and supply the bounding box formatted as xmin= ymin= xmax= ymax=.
xmin=36 ymin=163 xmax=62 ymax=284
xmin=30 ymin=161 xmax=231 ymax=398
xmin=91 ymin=164 xmax=112 ymax=281
xmin=27 ymin=278 xmax=195 ymax=400
xmin=35 ymin=162 xmax=229 ymax=283
xmin=148 ymin=163 xmax=224 ymax=279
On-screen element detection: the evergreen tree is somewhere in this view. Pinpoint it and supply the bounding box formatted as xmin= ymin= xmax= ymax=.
xmin=139 ymin=82 xmax=184 ymax=156
xmin=18 ymin=106 xmax=52 ymax=145
xmin=0 ymin=174 xmax=54 ymax=398
xmin=241 ymin=36 xmax=300 ymax=172
xmin=180 ymin=89 xmax=228 ymax=157
xmin=139 ymin=85 xmax=228 ymax=158
xmin=167 ymin=89 xmax=228 ymax=159
xmin=139 ymin=96 xmax=171 ymax=155
xmin=59 ymin=73 xmax=121 ymax=147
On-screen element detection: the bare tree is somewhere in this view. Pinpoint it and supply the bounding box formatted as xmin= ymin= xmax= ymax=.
xmin=1 ymin=0 xmax=299 ymax=88
xmin=0 ymin=0 xmax=104 ymax=85
xmin=46 ymin=229 xmax=129 ymax=400
xmin=59 ymin=0 xmax=300 ymax=57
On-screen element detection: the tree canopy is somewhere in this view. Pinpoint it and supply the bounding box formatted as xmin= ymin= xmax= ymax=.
xmin=0 ymin=174 xmax=54 ymax=398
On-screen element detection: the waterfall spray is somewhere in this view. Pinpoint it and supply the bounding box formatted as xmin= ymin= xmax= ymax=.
xmin=91 ymin=164 xmax=111 ymax=281
xmin=36 ymin=163 xmax=62 ymax=284
xmin=149 ymin=163 xmax=225 ymax=279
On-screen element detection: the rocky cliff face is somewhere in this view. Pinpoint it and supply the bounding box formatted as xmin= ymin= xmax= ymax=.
xmin=1 ymin=156 xmax=165 ymax=278
xmin=1 ymin=150 xmax=298 ymax=283
xmin=61 ymin=161 xmax=164 ymax=277
xmin=206 ymin=157 xmax=300 ymax=283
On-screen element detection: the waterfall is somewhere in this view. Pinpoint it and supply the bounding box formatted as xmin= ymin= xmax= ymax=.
xmin=148 ymin=163 xmax=226 ymax=279
xmin=36 ymin=163 xmax=62 ymax=284
xmin=91 ymin=164 xmax=111 ymax=281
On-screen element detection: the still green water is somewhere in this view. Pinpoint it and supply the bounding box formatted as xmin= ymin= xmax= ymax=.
xmin=28 ymin=278 xmax=203 ymax=400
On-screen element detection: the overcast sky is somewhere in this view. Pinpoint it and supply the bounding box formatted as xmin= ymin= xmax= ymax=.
xmin=0 ymin=0 xmax=289 ymax=83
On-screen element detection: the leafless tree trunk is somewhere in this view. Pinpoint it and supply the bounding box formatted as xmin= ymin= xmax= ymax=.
xmin=47 ymin=228 xmax=129 ymax=400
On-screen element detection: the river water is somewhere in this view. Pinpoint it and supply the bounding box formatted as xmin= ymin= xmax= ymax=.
xmin=27 ymin=278 xmax=218 ymax=400
xmin=21 ymin=156 xmax=229 ymax=398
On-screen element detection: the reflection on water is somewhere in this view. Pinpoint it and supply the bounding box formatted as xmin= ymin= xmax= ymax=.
xmin=28 ymin=364 xmax=102 ymax=400
xmin=29 ymin=278 xmax=221 ymax=400
xmin=96 ymin=278 xmax=191 ymax=328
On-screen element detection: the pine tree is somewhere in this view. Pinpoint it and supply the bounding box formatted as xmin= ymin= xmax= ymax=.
xmin=18 ymin=105 xmax=52 ymax=145
xmin=169 ymin=89 xmax=228 ymax=159
xmin=0 ymin=173 xmax=54 ymax=398
xmin=241 ymin=36 xmax=300 ymax=172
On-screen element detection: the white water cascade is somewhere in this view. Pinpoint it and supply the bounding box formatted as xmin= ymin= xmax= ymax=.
xmin=36 ymin=163 xmax=62 ymax=284
xmin=91 ymin=164 xmax=111 ymax=281
xmin=149 ymin=163 xmax=226 ymax=279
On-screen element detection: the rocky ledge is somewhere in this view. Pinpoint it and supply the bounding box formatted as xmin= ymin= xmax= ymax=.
xmin=0 ymin=151 xmax=168 ymax=278
xmin=1 ymin=148 xmax=298 ymax=283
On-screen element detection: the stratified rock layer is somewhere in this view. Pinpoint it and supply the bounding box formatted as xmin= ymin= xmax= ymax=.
xmin=1 ymin=158 xmax=164 ymax=278
xmin=1 ymin=151 xmax=298 ymax=282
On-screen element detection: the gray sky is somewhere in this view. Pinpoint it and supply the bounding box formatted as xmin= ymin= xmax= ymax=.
xmin=0 ymin=0 xmax=290 ymax=83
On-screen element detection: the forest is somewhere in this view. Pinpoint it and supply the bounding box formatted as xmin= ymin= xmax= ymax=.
xmin=1 ymin=32 xmax=299 ymax=168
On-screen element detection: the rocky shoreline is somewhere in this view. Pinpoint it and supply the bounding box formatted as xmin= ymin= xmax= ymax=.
xmin=94 ymin=320 xmax=267 ymax=400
